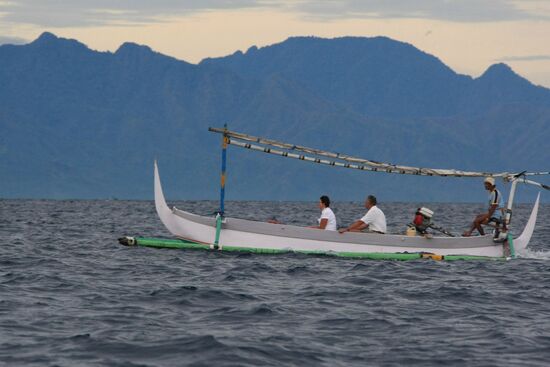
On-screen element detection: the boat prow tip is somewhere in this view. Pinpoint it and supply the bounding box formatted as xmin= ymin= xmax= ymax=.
xmin=154 ymin=161 xmax=180 ymax=236
xmin=513 ymin=192 xmax=540 ymax=253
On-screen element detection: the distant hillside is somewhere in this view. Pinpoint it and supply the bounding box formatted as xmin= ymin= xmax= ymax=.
xmin=202 ymin=36 xmax=550 ymax=118
xmin=0 ymin=33 xmax=548 ymax=202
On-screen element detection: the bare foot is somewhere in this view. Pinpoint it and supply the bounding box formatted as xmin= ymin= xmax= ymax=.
xmin=462 ymin=231 xmax=471 ymax=237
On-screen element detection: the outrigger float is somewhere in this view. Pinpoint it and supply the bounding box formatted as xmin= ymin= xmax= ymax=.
xmin=119 ymin=127 xmax=548 ymax=260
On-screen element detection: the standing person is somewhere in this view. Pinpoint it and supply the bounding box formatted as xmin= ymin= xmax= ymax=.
xmin=311 ymin=195 xmax=337 ymax=231
xmin=463 ymin=177 xmax=505 ymax=236
xmin=339 ymin=195 xmax=386 ymax=234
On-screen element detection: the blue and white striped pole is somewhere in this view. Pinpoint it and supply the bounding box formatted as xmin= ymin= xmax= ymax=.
xmin=213 ymin=124 xmax=228 ymax=249
xmin=219 ymin=124 xmax=228 ymax=216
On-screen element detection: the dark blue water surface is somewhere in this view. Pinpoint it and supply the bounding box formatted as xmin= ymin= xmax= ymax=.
xmin=1 ymin=199 xmax=549 ymax=366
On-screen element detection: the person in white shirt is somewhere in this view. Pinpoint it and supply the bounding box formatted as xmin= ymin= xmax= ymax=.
xmin=339 ymin=195 xmax=387 ymax=234
xmin=463 ymin=176 xmax=506 ymax=237
xmin=311 ymin=195 xmax=337 ymax=231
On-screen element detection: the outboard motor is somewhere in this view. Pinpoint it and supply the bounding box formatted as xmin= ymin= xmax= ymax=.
xmin=412 ymin=207 xmax=434 ymax=234
xmin=408 ymin=207 xmax=455 ymax=237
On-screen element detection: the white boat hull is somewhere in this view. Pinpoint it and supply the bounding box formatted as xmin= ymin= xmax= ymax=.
xmin=154 ymin=162 xmax=539 ymax=258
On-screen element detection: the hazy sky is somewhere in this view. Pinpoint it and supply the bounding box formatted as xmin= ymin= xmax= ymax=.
xmin=1 ymin=0 xmax=550 ymax=87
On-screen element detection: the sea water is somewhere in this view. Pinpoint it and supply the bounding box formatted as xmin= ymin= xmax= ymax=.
xmin=1 ymin=200 xmax=549 ymax=366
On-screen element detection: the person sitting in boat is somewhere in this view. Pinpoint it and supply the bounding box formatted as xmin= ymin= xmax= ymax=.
xmin=310 ymin=195 xmax=337 ymax=231
xmin=463 ymin=177 xmax=505 ymax=237
xmin=338 ymin=195 xmax=386 ymax=234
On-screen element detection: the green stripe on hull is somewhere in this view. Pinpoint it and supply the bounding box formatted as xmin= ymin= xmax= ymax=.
xmin=508 ymin=234 xmax=516 ymax=258
xmin=124 ymin=237 xmax=505 ymax=261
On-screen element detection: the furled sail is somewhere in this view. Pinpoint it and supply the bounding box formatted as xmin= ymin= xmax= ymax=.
xmin=209 ymin=127 xmax=549 ymax=184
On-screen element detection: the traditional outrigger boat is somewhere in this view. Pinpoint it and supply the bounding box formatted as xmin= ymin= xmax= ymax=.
xmin=120 ymin=127 xmax=548 ymax=260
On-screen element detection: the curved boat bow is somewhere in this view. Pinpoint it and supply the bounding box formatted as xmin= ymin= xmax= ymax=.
xmin=513 ymin=193 xmax=540 ymax=253
xmin=154 ymin=161 xmax=185 ymax=237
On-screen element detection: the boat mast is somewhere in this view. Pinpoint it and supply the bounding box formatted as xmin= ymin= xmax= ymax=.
xmin=213 ymin=124 xmax=229 ymax=250
xmin=504 ymin=177 xmax=518 ymax=227
xmin=219 ymin=124 xmax=229 ymax=216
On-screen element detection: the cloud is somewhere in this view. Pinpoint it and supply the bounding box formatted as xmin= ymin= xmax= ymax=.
xmin=497 ymin=55 xmax=550 ymax=62
xmin=0 ymin=0 xmax=272 ymax=27
xmin=0 ymin=35 xmax=28 ymax=45
xmin=292 ymin=0 xmax=550 ymax=22
xmin=0 ymin=0 xmax=548 ymax=28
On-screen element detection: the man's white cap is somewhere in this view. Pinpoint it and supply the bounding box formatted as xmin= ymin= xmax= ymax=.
xmin=484 ymin=176 xmax=495 ymax=186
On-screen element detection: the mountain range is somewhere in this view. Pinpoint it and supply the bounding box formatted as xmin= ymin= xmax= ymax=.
xmin=1 ymin=32 xmax=548 ymax=203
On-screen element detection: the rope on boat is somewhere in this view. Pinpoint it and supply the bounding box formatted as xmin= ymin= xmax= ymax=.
xmin=228 ymin=139 xmax=388 ymax=174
